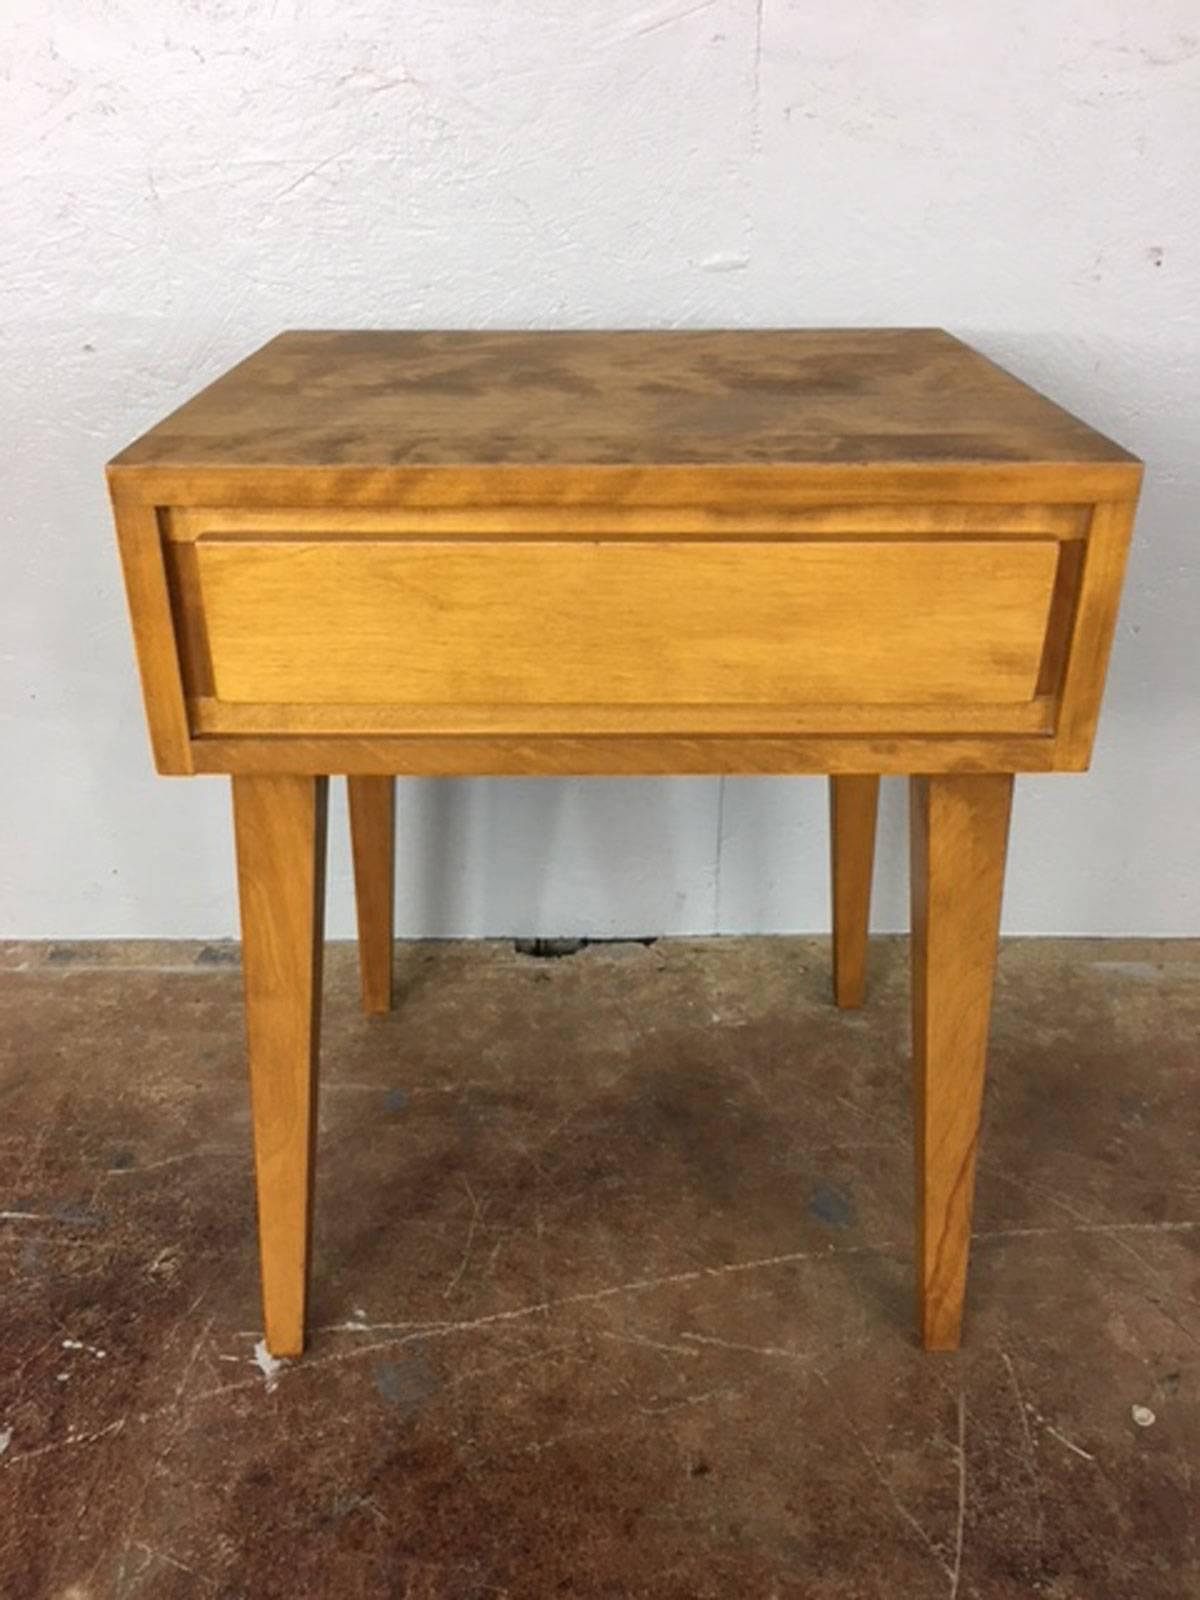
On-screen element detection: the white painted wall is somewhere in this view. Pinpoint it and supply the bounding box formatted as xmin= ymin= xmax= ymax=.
xmin=2 ymin=2 xmax=1197 ymax=939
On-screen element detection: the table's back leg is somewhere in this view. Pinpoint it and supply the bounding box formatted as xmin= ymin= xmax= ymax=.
xmin=829 ymin=775 xmax=880 ymax=1008
xmin=347 ymin=776 xmax=396 ymax=1015
xmin=232 ymin=774 xmax=328 ymax=1358
xmin=910 ymin=772 xmax=1013 ymax=1350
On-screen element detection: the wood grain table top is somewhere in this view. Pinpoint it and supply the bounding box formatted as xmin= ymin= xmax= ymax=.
xmin=111 ymin=328 xmax=1136 ymax=477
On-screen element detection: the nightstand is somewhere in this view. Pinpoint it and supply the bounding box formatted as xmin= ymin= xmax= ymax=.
xmin=108 ymin=329 xmax=1141 ymax=1356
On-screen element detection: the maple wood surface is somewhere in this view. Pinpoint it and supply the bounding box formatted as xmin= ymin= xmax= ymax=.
xmin=347 ymin=776 xmax=395 ymax=1016
xmin=910 ymin=773 xmax=1014 ymax=1350
xmin=232 ymin=773 xmax=327 ymax=1359
xmin=107 ymin=329 xmax=1141 ymax=778
xmin=111 ymin=328 xmax=1136 ymax=475
xmin=830 ymin=775 xmax=881 ymax=1010
xmin=194 ymin=537 xmax=1059 ymax=714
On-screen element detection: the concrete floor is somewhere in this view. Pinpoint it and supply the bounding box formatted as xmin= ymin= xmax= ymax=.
xmin=0 ymin=935 xmax=1197 ymax=1599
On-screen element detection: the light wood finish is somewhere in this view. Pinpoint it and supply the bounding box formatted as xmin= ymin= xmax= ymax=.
xmin=107 ymin=330 xmax=1141 ymax=1357
xmin=109 ymin=490 xmax=194 ymax=773
xmin=107 ymin=331 xmax=1140 ymax=778
xmin=910 ymin=773 xmax=1014 ymax=1350
xmin=110 ymin=330 xmax=1138 ymax=477
xmin=1056 ymin=500 xmax=1139 ymax=766
xmin=830 ymin=776 xmax=880 ymax=1009
xmin=193 ymin=537 xmax=1058 ymax=718
xmin=348 ymin=776 xmax=395 ymax=1015
xmin=232 ymin=774 xmax=328 ymax=1358
xmin=189 ymin=697 xmax=1055 ymax=739
xmin=190 ymin=733 xmax=1062 ymax=778
xmin=112 ymin=458 xmax=1143 ymax=515
xmin=163 ymin=500 xmax=1090 ymax=543
xmin=1034 ymin=538 xmax=1085 ymax=698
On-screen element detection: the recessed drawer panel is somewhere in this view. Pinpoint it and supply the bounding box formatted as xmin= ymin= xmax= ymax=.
xmin=194 ymin=538 xmax=1059 ymax=709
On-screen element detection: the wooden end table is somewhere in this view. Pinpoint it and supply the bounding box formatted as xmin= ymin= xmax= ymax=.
xmin=108 ymin=330 xmax=1141 ymax=1356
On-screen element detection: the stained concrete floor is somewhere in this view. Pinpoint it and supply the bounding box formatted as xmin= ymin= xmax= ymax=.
xmin=0 ymin=935 xmax=1197 ymax=1599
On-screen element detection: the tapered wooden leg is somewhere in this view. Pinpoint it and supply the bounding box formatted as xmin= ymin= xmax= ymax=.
xmin=232 ymin=774 xmax=328 ymax=1358
xmin=348 ymin=776 xmax=395 ymax=1015
xmin=910 ymin=773 xmax=1013 ymax=1351
xmin=830 ymin=775 xmax=880 ymax=1008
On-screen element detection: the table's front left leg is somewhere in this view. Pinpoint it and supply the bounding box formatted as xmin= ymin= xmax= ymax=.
xmin=910 ymin=772 xmax=1013 ymax=1350
xmin=232 ymin=773 xmax=328 ymax=1358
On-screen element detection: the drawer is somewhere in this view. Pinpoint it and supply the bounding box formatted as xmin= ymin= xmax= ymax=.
xmin=188 ymin=536 xmax=1059 ymax=725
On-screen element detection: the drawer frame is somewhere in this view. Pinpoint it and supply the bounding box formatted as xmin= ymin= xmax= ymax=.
xmin=108 ymin=465 xmax=1138 ymax=779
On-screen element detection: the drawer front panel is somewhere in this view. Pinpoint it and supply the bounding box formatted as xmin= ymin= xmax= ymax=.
xmin=194 ymin=538 xmax=1059 ymax=712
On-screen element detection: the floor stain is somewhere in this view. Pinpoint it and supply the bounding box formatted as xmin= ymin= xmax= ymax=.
xmin=372 ymin=1354 xmax=439 ymax=1419
xmin=808 ymin=1182 xmax=857 ymax=1228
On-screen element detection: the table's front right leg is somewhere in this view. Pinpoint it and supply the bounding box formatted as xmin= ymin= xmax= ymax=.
xmin=232 ymin=773 xmax=328 ymax=1358
xmin=910 ymin=772 xmax=1013 ymax=1350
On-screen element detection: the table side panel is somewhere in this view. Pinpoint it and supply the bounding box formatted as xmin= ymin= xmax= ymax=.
xmin=1055 ymin=499 xmax=1138 ymax=766
xmin=109 ymin=487 xmax=194 ymax=773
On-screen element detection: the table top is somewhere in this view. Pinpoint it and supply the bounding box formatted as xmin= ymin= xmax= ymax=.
xmin=111 ymin=328 xmax=1135 ymax=475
